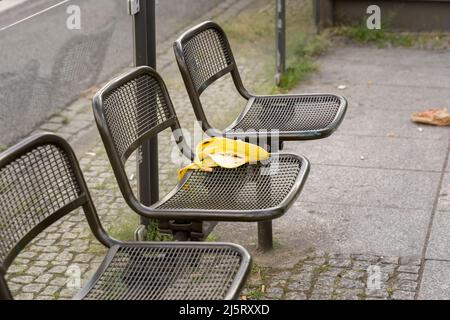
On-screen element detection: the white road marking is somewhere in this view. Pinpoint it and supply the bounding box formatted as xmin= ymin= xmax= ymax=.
xmin=0 ymin=0 xmax=71 ymax=32
xmin=0 ymin=0 xmax=28 ymax=13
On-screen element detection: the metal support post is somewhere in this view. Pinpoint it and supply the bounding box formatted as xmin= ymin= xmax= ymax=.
xmin=130 ymin=0 xmax=159 ymax=235
xmin=275 ymin=0 xmax=286 ymax=85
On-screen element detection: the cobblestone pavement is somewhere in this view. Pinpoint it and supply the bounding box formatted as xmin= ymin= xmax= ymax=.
xmin=3 ymin=0 xmax=430 ymax=300
xmin=242 ymin=251 xmax=421 ymax=300
xmin=5 ymin=0 xmax=267 ymax=300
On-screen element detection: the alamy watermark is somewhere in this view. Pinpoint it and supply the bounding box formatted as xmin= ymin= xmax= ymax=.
xmin=65 ymin=264 xmax=82 ymax=289
xmin=367 ymin=265 xmax=382 ymax=290
xmin=66 ymin=5 xmax=81 ymax=30
xmin=366 ymin=5 xmax=381 ymax=30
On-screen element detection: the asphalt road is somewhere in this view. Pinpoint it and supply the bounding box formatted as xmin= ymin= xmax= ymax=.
xmin=0 ymin=0 xmax=222 ymax=146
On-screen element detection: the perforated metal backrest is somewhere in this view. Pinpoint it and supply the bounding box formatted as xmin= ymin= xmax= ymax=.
xmin=0 ymin=134 xmax=89 ymax=271
xmin=93 ymin=67 xmax=178 ymax=165
xmin=92 ymin=67 xmax=188 ymax=215
xmin=175 ymin=21 xmax=241 ymax=96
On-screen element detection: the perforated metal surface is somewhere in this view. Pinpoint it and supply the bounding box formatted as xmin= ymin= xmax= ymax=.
xmin=80 ymin=244 xmax=243 ymax=300
xmin=157 ymin=155 xmax=303 ymax=212
xmin=0 ymin=135 xmax=251 ymax=300
xmin=176 ymin=22 xmax=346 ymax=142
xmin=103 ymin=73 xmax=175 ymax=161
xmin=0 ymin=144 xmax=80 ymax=265
xmin=231 ymin=95 xmax=342 ymax=132
xmin=182 ymin=27 xmax=232 ymax=93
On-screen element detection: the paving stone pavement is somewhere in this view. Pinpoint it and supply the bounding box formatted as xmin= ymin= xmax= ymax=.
xmin=242 ymin=251 xmax=421 ymax=300
xmin=5 ymin=0 xmax=447 ymax=300
xmin=213 ymin=44 xmax=450 ymax=300
xmin=4 ymin=0 xmax=269 ymax=300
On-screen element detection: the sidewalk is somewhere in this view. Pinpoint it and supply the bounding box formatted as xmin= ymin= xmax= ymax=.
xmin=4 ymin=0 xmax=265 ymax=300
xmin=6 ymin=2 xmax=450 ymax=300
xmin=217 ymin=45 xmax=450 ymax=300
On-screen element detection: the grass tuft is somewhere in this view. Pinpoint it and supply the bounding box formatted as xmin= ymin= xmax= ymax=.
xmin=338 ymin=22 xmax=390 ymax=46
xmin=62 ymin=116 xmax=70 ymax=125
xmin=222 ymin=0 xmax=326 ymax=94
xmin=108 ymin=214 xmax=139 ymax=241
xmin=332 ymin=21 xmax=450 ymax=49
xmin=206 ymin=233 xmax=219 ymax=242
xmin=146 ymin=219 xmax=173 ymax=241
xmin=275 ymin=33 xmax=330 ymax=92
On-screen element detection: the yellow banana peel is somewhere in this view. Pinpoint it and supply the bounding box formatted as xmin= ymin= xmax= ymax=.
xmin=178 ymin=137 xmax=270 ymax=180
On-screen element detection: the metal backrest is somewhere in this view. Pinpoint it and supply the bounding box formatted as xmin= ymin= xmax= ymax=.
xmin=0 ymin=135 xmax=82 ymax=271
xmin=93 ymin=67 xmax=179 ymax=165
xmin=174 ymin=21 xmax=245 ymax=97
xmin=0 ymin=134 xmax=113 ymax=300
xmin=92 ymin=67 xmax=189 ymax=214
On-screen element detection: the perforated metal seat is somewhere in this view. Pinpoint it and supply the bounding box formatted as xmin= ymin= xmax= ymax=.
xmin=174 ymin=21 xmax=347 ymax=142
xmin=0 ymin=134 xmax=251 ymax=300
xmin=92 ymin=66 xmax=310 ymax=248
xmin=153 ymin=154 xmax=307 ymax=221
xmin=226 ymin=94 xmax=344 ymax=141
xmin=76 ymin=243 xmax=247 ymax=300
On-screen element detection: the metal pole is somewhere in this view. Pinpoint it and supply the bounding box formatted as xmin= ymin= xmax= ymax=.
xmin=314 ymin=0 xmax=320 ymax=33
xmin=275 ymin=0 xmax=286 ymax=86
xmin=258 ymin=221 xmax=273 ymax=252
xmin=131 ymin=0 xmax=159 ymax=229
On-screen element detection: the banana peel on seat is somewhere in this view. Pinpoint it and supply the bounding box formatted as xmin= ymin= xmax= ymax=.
xmin=178 ymin=137 xmax=270 ymax=181
xmin=411 ymin=108 xmax=450 ymax=126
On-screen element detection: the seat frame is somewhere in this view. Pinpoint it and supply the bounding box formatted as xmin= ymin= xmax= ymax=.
xmin=173 ymin=21 xmax=348 ymax=143
xmin=0 ymin=133 xmax=251 ymax=300
xmin=174 ymin=21 xmax=348 ymax=249
xmin=92 ymin=66 xmax=310 ymax=249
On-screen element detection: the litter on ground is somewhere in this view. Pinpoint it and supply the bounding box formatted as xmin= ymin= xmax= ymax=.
xmin=411 ymin=108 xmax=450 ymax=126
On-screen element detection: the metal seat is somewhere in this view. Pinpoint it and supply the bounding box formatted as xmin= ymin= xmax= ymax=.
xmin=76 ymin=243 xmax=247 ymax=300
xmin=174 ymin=21 xmax=347 ymax=143
xmin=92 ymin=66 xmax=310 ymax=248
xmin=0 ymin=134 xmax=251 ymax=300
xmin=226 ymin=94 xmax=344 ymax=141
xmin=154 ymin=154 xmax=306 ymax=222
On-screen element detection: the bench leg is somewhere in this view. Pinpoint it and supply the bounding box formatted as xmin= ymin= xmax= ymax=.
xmin=134 ymin=224 xmax=147 ymax=241
xmin=257 ymin=220 xmax=273 ymax=251
xmin=257 ymin=139 xmax=276 ymax=251
xmin=173 ymin=230 xmax=190 ymax=241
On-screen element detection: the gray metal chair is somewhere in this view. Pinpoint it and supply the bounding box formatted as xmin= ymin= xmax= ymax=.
xmin=174 ymin=21 xmax=347 ymax=146
xmin=92 ymin=66 xmax=310 ymax=250
xmin=0 ymin=133 xmax=251 ymax=300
